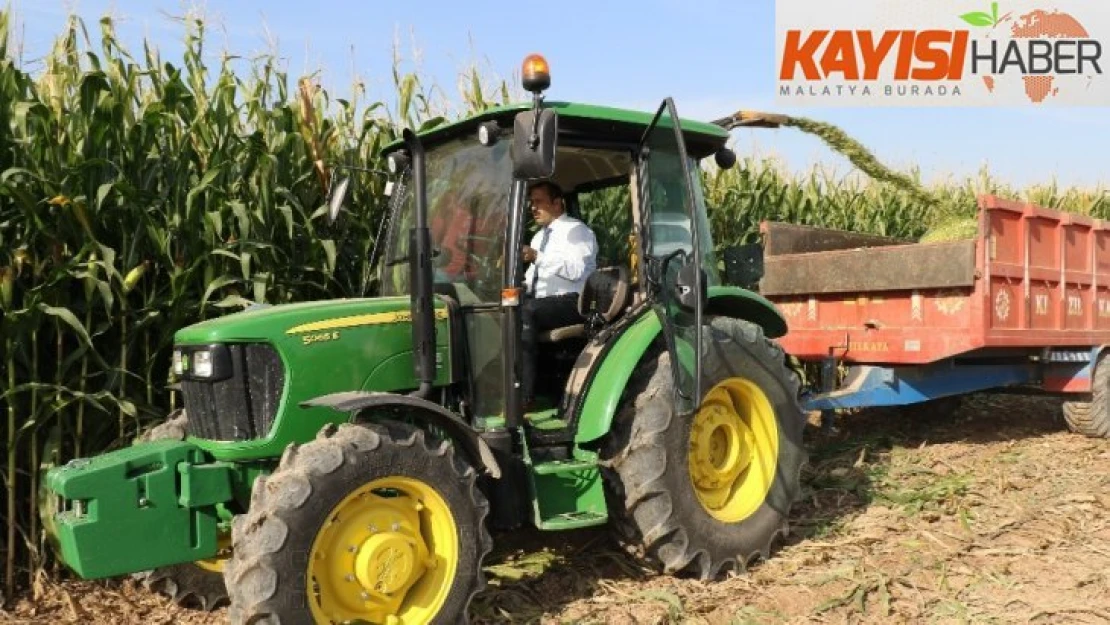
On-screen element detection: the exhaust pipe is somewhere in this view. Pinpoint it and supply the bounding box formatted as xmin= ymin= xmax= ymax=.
xmin=402 ymin=128 xmax=436 ymax=400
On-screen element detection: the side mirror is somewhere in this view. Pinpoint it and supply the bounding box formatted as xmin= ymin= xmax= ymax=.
xmin=714 ymin=147 xmax=737 ymax=170
xmin=721 ymin=244 xmax=764 ymax=288
xmin=511 ymin=109 xmax=558 ymax=180
xmin=327 ymin=176 xmax=350 ymax=225
xmin=674 ymin=260 xmax=708 ymax=312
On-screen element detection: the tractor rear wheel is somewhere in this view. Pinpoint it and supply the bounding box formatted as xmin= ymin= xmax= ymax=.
xmin=601 ymin=317 xmax=806 ymax=578
xmin=224 ymin=422 xmax=491 ymax=625
xmin=133 ymin=409 xmax=230 ymax=611
xmin=1062 ymin=352 xmax=1110 ymax=437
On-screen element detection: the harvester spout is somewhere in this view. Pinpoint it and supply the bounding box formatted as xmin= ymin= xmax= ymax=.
xmin=710 ymin=110 xmax=790 ymax=130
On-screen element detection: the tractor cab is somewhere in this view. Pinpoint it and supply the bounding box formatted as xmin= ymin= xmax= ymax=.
xmin=354 ymin=55 xmax=737 ymax=446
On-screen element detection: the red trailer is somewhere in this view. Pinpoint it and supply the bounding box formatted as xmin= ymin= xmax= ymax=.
xmin=758 ymin=195 xmax=1110 ymax=435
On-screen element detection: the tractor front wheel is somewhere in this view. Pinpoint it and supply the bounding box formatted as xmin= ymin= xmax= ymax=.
xmin=224 ymin=422 xmax=491 ymax=625
xmin=601 ymin=317 xmax=807 ymax=578
xmin=134 ymin=557 xmax=230 ymax=611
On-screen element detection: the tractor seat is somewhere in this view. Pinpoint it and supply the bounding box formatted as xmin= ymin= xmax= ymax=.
xmin=539 ymin=266 xmax=631 ymax=343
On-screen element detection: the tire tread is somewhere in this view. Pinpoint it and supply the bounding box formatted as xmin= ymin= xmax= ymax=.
xmin=224 ymin=423 xmax=491 ymax=625
xmin=600 ymin=318 xmax=806 ymax=580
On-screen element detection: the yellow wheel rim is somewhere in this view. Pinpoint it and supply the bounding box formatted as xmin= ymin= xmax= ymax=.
xmin=195 ymin=531 xmax=231 ymax=573
xmin=308 ymin=477 xmax=458 ymax=625
xmin=688 ymin=378 xmax=779 ymax=523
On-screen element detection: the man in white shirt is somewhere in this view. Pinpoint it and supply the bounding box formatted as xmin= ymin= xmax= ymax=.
xmin=520 ymin=181 xmax=598 ymax=407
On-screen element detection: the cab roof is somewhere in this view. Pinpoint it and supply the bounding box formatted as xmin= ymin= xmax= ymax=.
xmin=382 ymin=101 xmax=730 ymax=159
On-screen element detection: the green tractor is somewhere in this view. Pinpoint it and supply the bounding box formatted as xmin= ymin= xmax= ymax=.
xmin=41 ymin=56 xmax=806 ymax=624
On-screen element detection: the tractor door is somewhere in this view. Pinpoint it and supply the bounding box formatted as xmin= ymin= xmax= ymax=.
xmin=637 ymin=98 xmax=706 ymax=414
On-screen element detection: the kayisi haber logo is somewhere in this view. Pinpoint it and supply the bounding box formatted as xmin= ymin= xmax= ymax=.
xmin=775 ymin=1 xmax=1107 ymax=106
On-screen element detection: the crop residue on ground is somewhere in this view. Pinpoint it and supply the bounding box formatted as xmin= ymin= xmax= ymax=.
xmin=5 ymin=393 xmax=1110 ymax=624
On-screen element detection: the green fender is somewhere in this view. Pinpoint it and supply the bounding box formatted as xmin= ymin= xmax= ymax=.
xmin=705 ymin=285 xmax=787 ymax=339
xmin=574 ymin=285 xmax=786 ymax=445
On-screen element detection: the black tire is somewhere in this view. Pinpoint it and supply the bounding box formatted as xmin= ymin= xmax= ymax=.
xmin=134 ymin=562 xmax=230 ymax=611
xmin=133 ymin=409 xmax=230 ymax=611
xmin=224 ymin=422 xmax=492 ymax=625
xmin=600 ymin=317 xmax=807 ymax=579
xmin=1062 ymin=353 xmax=1110 ymax=437
xmin=135 ymin=407 xmax=189 ymax=443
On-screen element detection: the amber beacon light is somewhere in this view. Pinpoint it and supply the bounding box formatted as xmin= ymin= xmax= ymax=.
xmin=522 ymin=54 xmax=550 ymax=93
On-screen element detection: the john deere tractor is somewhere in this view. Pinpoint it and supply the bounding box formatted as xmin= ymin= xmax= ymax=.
xmin=42 ymin=55 xmax=806 ymax=624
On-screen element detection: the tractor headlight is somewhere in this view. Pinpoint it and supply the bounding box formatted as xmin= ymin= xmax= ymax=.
xmin=193 ymin=350 xmax=214 ymax=378
xmin=175 ymin=344 xmax=233 ymax=381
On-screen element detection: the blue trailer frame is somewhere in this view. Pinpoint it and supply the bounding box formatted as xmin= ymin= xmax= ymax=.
xmin=800 ymin=347 xmax=1101 ymax=416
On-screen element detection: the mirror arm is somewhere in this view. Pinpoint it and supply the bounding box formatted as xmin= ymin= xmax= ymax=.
xmin=528 ymin=92 xmax=545 ymax=149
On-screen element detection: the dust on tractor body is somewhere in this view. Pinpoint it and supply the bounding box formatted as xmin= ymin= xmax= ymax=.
xmin=42 ymin=56 xmax=807 ymax=624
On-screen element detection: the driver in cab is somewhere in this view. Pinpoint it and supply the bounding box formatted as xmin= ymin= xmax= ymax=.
xmin=521 ymin=181 xmax=598 ymax=408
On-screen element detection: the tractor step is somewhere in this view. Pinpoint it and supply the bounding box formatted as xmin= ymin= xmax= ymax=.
xmin=526 ymin=407 xmax=567 ymax=431
xmin=529 ymin=456 xmax=608 ymax=530
xmin=538 ymin=511 xmax=608 ymax=531
xmin=525 ymin=407 xmax=575 ymax=447
xmin=532 ymin=458 xmax=596 ymax=475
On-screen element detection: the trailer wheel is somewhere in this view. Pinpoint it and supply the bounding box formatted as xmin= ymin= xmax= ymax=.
xmin=224 ymin=422 xmax=491 ymax=625
xmin=1062 ymin=353 xmax=1110 ymax=438
xmin=601 ymin=317 xmax=807 ymax=578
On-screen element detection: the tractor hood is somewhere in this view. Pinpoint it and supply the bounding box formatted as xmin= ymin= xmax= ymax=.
xmin=170 ymin=294 xmax=454 ymax=461
xmin=174 ymin=296 xmax=416 ymax=344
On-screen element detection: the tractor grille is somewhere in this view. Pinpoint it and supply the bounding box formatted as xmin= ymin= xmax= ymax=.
xmin=181 ymin=344 xmax=285 ymax=441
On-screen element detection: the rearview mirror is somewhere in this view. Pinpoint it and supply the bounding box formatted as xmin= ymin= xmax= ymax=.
xmin=721 ymin=244 xmax=764 ymax=288
xmin=327 ymin=176 xmax=350 ymax=225
xmin=511 ymin=109 xmax=558 ymax=180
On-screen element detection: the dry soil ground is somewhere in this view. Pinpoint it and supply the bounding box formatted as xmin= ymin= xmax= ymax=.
xmin=4 ymin=392 xmax=1110 ymax=624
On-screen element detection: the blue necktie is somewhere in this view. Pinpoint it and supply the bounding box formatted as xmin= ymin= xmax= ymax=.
xmin=530 ymin=227 xmax=551 ymax=295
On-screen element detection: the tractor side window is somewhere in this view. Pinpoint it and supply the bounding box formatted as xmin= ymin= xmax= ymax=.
xmin=578 ymin=185 xmax=633 ymax=270
xmin=642 ymin=158 xmax=720 ymax=287
xmin=688 ymin=160 xmax=720 ymax=285
xmin=380 ymin=137 xmax=513 ymax=303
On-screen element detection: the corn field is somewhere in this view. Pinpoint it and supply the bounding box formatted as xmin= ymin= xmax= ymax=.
xmin=2 ymin=9 xmax=1109 ymax=606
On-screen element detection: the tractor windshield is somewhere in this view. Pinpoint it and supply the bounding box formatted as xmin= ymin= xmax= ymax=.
xmin=380 ymin=135 xmax=513 ymax=303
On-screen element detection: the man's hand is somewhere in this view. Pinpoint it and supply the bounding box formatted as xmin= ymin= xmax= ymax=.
xmin=521 ymin=245 xmax=537 ymax=263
